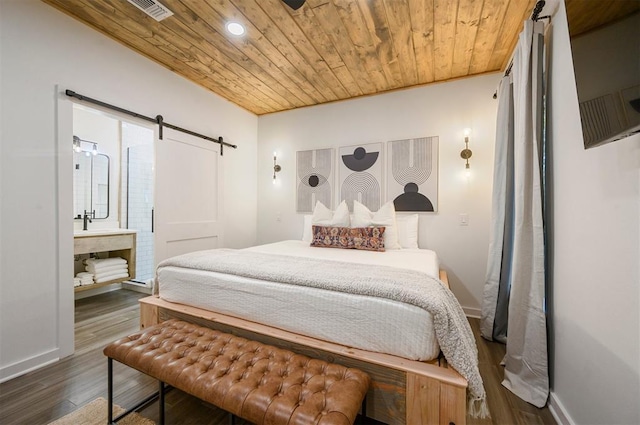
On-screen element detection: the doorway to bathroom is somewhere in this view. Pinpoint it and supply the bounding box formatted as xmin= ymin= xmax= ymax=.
xmin=72 ymin=104 xmax=155 ymax=298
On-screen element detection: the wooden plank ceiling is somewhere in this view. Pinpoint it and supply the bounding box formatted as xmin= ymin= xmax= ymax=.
xmin=41 ymin=0 xmax=637 ymax=115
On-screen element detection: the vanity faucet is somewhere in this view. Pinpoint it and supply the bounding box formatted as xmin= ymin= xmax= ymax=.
xmin=83 ymin=210 xmax=94 ymax=231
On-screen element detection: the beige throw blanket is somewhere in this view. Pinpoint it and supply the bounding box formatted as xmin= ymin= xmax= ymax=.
xmin=158 ymin=249 xmax=488 ymax=417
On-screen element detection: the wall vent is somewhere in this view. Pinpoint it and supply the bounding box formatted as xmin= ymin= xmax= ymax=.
xmin=579 ymin=94 xmax=624 ymax=149
xmin=126 ymin=0 xmax=174 ymax=21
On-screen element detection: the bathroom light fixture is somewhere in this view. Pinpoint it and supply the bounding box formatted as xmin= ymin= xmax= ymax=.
xmin=73 ymin=135 xmax=82 ymax=153
xmin=73 ymin=135 xmax=99 ymax=156
xmin=460 ymin=129 xmax=472 ymax=177
xmin=273 ymin=152 xmax=281 ymax=184
xmin=226 ymin=22 xmax=245 ymax=36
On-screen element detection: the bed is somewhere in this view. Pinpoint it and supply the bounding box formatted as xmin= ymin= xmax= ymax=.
xmin=139 ymin=240 xmax=483 ymax=424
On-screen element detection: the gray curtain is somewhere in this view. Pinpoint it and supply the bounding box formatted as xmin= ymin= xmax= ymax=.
xmin=481 ymin=20 xmax=549 ymax=408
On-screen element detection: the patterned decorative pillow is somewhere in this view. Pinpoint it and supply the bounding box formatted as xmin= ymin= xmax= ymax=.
xmin=310 ymin=225 xmax=386 ymax=252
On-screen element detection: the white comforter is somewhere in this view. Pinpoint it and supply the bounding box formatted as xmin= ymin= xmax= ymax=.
xmin=157 ymin=240 xmax=442 ymax=362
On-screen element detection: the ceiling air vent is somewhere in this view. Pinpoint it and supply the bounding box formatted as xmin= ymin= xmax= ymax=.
xmin=126 ymin=0 xmax=174 ymax=21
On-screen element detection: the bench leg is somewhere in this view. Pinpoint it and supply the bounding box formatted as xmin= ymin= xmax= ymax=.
xmin=108 ymin=357 xmax=114 ymax=424
xmin=159 ymin=381 xmax=165 ymax=425
xmin=229 ymin=413 xmax=236 ymax=425
xmin=360 ymin=397 xmax=367 ymax=424
xmin=107 ymin=357 xmax=169 ymax=424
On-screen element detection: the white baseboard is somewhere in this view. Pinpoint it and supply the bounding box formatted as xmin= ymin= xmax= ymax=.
xmin=463 ymin=306 xmax=481 ymax=318
xmin=0 ymin=348 xmax=59 ymax=384
xmin=549 ymin=391 xmax=576 ymax=425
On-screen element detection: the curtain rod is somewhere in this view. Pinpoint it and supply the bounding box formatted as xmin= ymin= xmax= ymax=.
xmin=65 ymin=89 xmax=237 ymax=155
xmin=492 ymin=0 xmax=550 ymax=98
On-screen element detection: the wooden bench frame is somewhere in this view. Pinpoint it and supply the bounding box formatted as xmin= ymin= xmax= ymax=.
xmin=139 ymin=271 xmax=468 ymax=425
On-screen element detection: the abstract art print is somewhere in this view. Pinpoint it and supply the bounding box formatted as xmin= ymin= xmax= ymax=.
xmin=387 ymin=136 xmax=438 ymax=212
xmin=296 ymin=148 xmax=334 ymax=213
xmin=338 ymin=142 xmax=383 ymax=212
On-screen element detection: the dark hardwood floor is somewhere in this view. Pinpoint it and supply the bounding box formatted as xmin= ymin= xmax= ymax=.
xmin=0 ymin=290 xmax=556 ymax=425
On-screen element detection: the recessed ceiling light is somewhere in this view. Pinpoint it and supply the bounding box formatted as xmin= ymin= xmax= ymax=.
xmin=226 ymin=22 xmax=245 ymax=36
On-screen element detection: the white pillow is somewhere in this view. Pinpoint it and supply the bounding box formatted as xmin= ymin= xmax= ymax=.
xmin=302 ymin=214 xmax=313 ymax=243
xmin=351 ymin=200 xmax=401 ymax=250
xmin=303 ymin=201 xmax=350 ymax=243
xmin=396 ymin=214 xmax=419 ymax=249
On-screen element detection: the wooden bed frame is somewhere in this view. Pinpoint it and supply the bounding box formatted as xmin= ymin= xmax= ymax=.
xmin=138 ymin=270 xmax=468 ymax=425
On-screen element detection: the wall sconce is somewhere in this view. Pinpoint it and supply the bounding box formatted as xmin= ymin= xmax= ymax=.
xmin=460 ymin=129 xmax=472 ymax=176
xmin=273 ymin=152 xmax=282 ymax=183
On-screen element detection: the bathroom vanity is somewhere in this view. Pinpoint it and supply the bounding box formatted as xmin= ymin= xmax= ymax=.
xmin=74 ymin=229 xmax=137 ymax=292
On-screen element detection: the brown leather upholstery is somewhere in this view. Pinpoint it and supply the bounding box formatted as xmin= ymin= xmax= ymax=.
xmin=104 ymin=319 xmax=370 ymax=425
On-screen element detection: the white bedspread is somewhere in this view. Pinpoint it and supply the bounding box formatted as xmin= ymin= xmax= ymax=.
xmin=157 ymin=240 xmax=442 ymax=361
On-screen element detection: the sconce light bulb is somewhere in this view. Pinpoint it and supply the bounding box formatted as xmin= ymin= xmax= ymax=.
xmin=466 ymin=168 xmax=471 ymax=178
xmin=85 ymin=151 xmax=91 ymax=157
xmin=272 ymin=177 xmax=276 ymax=184
xmin=74 ymin=145 xmax=82 ymax=153
xmin=92 ymin=144 xmax=98 ymax=156
xmin=463 ymin=128 xmax=471 ymax=137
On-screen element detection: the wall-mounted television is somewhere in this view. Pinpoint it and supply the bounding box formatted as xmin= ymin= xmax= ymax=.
xmin=567 ymin=12 xmax=640 ymax=149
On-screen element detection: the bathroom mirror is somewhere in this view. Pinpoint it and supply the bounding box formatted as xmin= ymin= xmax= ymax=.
xmin=73 ymin=152 xmax=110 ymax=219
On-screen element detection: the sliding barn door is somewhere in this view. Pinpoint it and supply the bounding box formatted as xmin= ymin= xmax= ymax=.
xmin=154 ymin=128 xmax=222 ymax=264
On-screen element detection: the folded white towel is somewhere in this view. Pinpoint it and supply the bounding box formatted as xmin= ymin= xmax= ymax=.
xmin=93 ymin=267 xmax=128 ymax=280
xmin=95 ymin=272 xmax=129 ymax=284
xmin=86 ymin=264 xmax=128 ymax=274
xmin=85 ymin=257 xmax=127 ymax=267
xmin=76 ymin=272 xmax=94 ymax=278
xmin=86 ymin=264 xmax=129 ymax=275
xmin=73 ymin=278 xmax=82 ymax=287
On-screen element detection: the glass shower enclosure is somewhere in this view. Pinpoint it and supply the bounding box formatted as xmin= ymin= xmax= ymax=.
xmin=121 ymin=122 xmax=155 ymax=286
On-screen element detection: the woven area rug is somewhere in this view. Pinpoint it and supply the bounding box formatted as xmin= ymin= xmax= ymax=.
xmin=49 ymin=397 xmax=155 ymax=425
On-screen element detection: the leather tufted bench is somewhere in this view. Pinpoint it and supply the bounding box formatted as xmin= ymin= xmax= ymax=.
xmin=104 ymin=319 xmax=370 ymax=425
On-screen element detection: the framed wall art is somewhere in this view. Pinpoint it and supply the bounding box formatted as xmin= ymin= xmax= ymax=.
xmin=338 ymin=142 xmax=383 ymax=212
xmin=387 ymin=136 xmax=438 ymax=212
xmin=296 ymin=148 xmax=334 ymax=213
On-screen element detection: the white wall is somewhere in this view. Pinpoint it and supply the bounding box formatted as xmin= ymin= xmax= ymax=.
xmin=0 ymin=0 xmax=258 ymax=381
xmin=547 ymin=1 xmax=640 ymax=424
xmin=257 ymin=74 xmax=501 ymax=315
